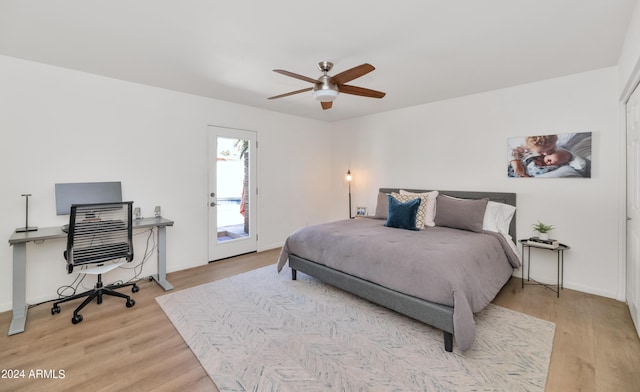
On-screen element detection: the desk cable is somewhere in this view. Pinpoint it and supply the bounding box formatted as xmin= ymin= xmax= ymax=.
xmin=27 ymin=228 xmax=158 ymax=310
xmin=119 ymin=227 xmax=157 ymax=283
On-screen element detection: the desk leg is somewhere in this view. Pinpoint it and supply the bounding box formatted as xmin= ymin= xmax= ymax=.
xmin=151 ymin=225 xmax=173 ymax=291
xmin=9 ymin=244 xmax=28 ymax=335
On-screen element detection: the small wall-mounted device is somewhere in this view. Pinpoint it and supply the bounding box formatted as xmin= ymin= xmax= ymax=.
xmin=134 ymin=207 xmax=142 ymax=220
xmin=154 ymin=206 xmax=161 ymax=218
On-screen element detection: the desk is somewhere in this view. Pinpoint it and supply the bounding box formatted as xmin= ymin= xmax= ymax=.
xmin=519 ymin=239 xmax=570 ymax=298
xmin=8 ymin=217 xmax=174 ymax=335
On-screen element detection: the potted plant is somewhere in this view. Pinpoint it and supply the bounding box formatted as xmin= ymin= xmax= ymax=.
xmin=532 ymin=220 xmax=554 ymax=240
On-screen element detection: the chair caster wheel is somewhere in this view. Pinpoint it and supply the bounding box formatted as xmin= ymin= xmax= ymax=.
xmin=51 ymin=306 xmax=60 ymax=315
xmin=132 ymin=285 xmax=139 ymax=293
xmin=126 ymin=299 xmax=135 ymax=308
xmin=71 ymin=314 xmax=83 ymax=324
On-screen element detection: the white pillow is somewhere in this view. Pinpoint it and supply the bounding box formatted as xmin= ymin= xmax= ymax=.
xmin=483 ymin=201 xmax=516 ymax=234
xmin=499 ymin=229 xmax=522 ymax=266
xmin=488 ymin=203 xmax=520 ymax=265
xmin=399 ymin=190 xmax=438 ymax=227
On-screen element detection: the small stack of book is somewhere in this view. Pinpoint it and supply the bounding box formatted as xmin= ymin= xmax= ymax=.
xmin=526 ymin=237 xmax=559 ymax=249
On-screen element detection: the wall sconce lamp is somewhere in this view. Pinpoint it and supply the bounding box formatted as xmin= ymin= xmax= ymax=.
xmin=346 ymin=170 xmax=352 ymax=219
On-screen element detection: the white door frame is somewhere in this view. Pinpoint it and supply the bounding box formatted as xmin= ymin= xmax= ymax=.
xmin=622 ymin=53 xmax=640 ymax=339
xmin=207 ymin=125 xmax=257 ymax=261
xmin=625 ymin=82 xmax=640 ymax=338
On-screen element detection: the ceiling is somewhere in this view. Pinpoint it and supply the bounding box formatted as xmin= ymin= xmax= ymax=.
xmin=0 ymin=1 xmax=636 ymax=122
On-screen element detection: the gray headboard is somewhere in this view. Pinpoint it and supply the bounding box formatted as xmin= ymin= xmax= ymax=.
xmin=379 ymin=188 xmax=517 ymax=240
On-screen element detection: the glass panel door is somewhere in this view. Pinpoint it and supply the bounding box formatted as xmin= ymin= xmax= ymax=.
xmin=208 ymin=126 xmax=257 ymax=261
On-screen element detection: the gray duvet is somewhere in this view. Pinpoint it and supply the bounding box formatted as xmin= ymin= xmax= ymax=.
xmin=277 ymin=218 xmax=520 ymax=351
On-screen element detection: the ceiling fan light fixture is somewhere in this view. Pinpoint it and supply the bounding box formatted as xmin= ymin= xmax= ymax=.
xmin=313 ymin=74 xmax=339 ymax=102
xmin=313 ymin=88 xmax=338 ymax=102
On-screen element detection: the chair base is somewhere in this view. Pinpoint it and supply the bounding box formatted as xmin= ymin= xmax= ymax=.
xmin=52 ymin=274 xmax=138 ymax=324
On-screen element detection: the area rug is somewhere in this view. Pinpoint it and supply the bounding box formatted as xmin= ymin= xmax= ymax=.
xmin=156 ymin=265 xmax=555 ymax=391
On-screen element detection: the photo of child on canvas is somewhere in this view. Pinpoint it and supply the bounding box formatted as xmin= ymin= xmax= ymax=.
xmin=507 ymin=133 xmax=591 ymax=178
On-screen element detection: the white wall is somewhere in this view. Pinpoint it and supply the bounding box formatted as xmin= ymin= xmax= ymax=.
xmin=330 ymin=67 xmax=622 ymax=300
xmin=0 ymin=55 xmax=333 ymax=311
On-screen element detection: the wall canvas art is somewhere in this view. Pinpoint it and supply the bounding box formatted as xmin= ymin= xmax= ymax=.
xmin=507 ymin=132 xmax=592 ymax=178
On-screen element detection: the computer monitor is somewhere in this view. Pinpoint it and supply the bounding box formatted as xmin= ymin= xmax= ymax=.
xmin=55 ymin=182 xmax=123 ymax=215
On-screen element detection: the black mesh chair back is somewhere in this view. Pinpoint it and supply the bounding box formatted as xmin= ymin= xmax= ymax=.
xmin=66 ymin=201 xmax=133 ymax=273
xmin=53 ymin=201 xmax=138 ymax=324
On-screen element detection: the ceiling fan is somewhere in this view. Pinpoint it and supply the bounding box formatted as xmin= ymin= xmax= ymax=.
xmin=268 ymin=61 xmax=386 ymax=110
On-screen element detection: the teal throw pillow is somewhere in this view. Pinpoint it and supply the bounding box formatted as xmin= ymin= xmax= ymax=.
xmin=385 ymin=195 xmax=421 ymax=231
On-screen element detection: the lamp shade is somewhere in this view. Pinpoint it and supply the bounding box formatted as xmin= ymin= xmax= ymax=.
xmin=313 ymin=89 xmax=338 ymax=102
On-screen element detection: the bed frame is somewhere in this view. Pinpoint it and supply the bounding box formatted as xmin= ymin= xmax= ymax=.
xmin=289 ymin=188 xmax=517 ymax=352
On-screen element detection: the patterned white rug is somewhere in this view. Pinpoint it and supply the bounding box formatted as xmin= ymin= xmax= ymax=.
xmin=156 ymin=265 xmax=555 ymax=391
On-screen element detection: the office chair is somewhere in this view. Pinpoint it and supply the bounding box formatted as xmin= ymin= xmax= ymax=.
xmin=51 ymin=201 xmax=139 ymax=324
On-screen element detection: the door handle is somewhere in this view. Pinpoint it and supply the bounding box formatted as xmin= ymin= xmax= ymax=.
xmin=210 ymin=202 xmax=217 ymax=207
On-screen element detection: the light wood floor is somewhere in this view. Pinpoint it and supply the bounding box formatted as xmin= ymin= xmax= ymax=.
xmin=1 ymin=248 xmax=639 ymax=392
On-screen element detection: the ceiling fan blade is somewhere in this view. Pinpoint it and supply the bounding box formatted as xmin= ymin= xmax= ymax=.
xmin=273 ymin=69 xmax=318 ymax=84
xmin=330 ymin=63 xmax=375 ymax=85
xmin=339 ymin=84 xmax=386 ymax=98
xmin=321 ymin=101 xmax=333 ymax=110
xmin=267 ymin=87 xmax=313 ymax=100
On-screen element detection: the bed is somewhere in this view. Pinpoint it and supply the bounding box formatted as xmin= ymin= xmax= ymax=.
xmin=277 ymin=188 xmax=519 ymax=352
